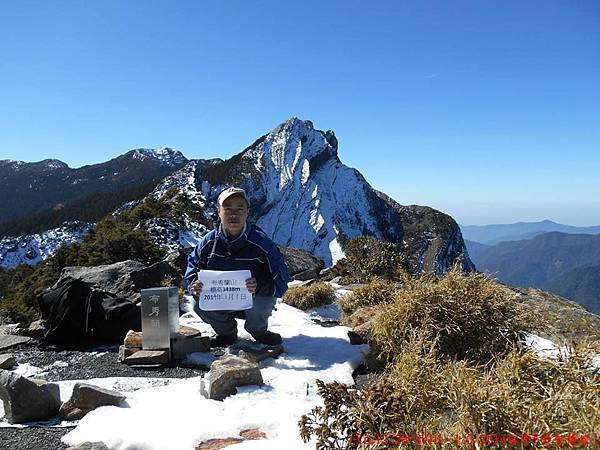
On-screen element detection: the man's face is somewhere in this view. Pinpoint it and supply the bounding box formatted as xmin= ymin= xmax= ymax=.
xmin=218 ymin=194 xmax=249 ymax=237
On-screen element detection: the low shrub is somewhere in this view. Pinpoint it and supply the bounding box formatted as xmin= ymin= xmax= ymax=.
xmin=282 ymin=282 xmax=336 ymax=310
xmin=344 ymin=236 xmax=408 ymax=283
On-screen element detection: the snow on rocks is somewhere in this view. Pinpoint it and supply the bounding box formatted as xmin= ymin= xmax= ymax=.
xmin=151 ymin=160 xmax=202 ymax=201
xmin=59 ymin=383 xmax=126 ymax=421
xmin=0 ymin=221 xmax=94 ymax=269
xmin=522 ymin=333 xmax=600 ymax=373
xmin=130 ymin=148 xmax=187 ymax=168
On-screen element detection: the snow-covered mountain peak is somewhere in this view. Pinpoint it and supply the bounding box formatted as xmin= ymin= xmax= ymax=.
xmin=250 ymin=118 xmax=338 ymax=195
xmin=129 ymin=147 xmax=187 ymax=167
xmin=152 ymin=160 xmax=203 ymax=203
xmin=0 ymin=158 xmax=69 ymax=170
xmin=189 ymin=118 xmax=473 ymax=271
xmin=40 ymin=159 xmax=70 ymax=169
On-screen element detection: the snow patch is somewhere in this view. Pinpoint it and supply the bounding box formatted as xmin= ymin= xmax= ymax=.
xmin=61 ymin=301 xmax=368 ymax=449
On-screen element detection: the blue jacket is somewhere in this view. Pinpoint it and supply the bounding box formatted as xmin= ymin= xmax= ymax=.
xmin=184 ymin=222 xmax=290 ymax=298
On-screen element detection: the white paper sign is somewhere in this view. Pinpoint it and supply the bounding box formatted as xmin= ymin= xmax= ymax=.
xmin=197 ymin=269 xmax=253 ymax=311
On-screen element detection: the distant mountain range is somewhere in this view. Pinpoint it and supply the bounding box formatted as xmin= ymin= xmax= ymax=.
xmin=466 ymin=231 xmax=600 ymax=313
xmin=461 ymin=220 xmax=600 ymax=245
xmin=0 ymin=148 xmax=187 ymax=236
xmin=0 ymin=118 xmax=473 ymax=274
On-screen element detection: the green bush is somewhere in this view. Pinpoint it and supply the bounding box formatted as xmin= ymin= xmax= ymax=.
xmin=343 ymin=236 xmax=408 ymax=283
xmin=282 ymin=282 xmax=336 ymax=310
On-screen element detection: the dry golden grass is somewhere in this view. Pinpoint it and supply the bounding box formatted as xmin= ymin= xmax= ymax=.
xmin=341 ymin=306 xmax=380 ymax=330
xmin=299 ymin=264 xmax=600 ymax=449
xmin=339 ymin=278 xmax=398 ymax=315
xmin=282 ymin=282 xmax=336 ymax=310
xmin=301 ymin=344 xmax=600 ymax=449
xmin=371 ymin=267 xmax=531 ymax=363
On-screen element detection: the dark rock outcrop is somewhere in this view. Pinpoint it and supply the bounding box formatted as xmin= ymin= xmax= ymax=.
xmin=278 ymin=246 xmax=324 ymax=280
xmin=0 ymin=354 xmax=16 ymax=369
xmin=61 ymin=260 xmax=182 ymax=303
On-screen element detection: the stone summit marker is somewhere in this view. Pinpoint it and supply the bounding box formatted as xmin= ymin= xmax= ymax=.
xmin=140 ymin=287 xmax=179 ymax=350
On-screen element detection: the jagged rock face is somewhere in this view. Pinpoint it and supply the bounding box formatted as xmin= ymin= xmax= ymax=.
xmin=168 ymin=117 xmax=474 ymax=272
xmin=377 ymin=193 xmax=475 ymax=274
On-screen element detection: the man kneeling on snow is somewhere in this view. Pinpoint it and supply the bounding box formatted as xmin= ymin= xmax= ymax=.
xmin=184 ymin=187 xmax=290 ymax=347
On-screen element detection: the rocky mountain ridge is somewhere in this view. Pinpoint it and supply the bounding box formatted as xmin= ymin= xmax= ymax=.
xmin=469 ymin=231 xmax=600 ymax=313
xmin=0 ymin=118 xmax=473 ymax=274
xmin=0 ymin=222 xmax=94 ymax=268
xmin=144 ymin=118 xmax=474 ymax=272
xmin=461 ymin=219 xmax=600 ymax=245
xmin=0 ymin=148 xmax=187 ymax=227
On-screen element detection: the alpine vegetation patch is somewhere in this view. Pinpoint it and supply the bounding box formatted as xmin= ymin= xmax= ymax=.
xmin=282 ymin=282 xmax=337 ymax=311
xmin=339 ymin=278 xmax=399 ymax=316
xmin=343 ymin=236 xmax=408 ymax=283
xmin=371 ymin=266 xmax=530 ymax=364
xmin=300 ymin=345 xmax=600 ymax=450
xmin=300 ymin=268 xmax=600 ymax=450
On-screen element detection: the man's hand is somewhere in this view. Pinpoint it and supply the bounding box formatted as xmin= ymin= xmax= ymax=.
xmin=190 ymin=280 xmax=204 ymax=296
xmin=245 ymin=277 xmax=257 ymax=294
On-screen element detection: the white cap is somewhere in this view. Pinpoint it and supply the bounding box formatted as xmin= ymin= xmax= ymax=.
xmin=217 ymin=187 xmax=250 ymax=207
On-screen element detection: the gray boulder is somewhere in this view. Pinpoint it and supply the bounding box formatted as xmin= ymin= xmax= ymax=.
xmin=0 ymin=335 xmax=31 ymax=351
xmin=61 ymin=260 xmax=182 ymax=303
xmin=59 ymin=383 xmax=125 ymax=421
xmin=278 ymin=246 xmax=324 ymax=280
xmin=0 ymin=370 xmax=61 ymax=424
xmin=202 ymin=355 xmax=263 ymax=401
xmin=0 ymin=354 xmax=16 ymax=369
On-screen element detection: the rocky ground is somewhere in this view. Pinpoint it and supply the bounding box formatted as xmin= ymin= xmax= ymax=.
xmin=0 ymin=341 xmax=208 ymax=450
xmin=0 ymin=427 xmax=73 ymax=450
xmin=9 ymin=342 xmax=206 ymax=382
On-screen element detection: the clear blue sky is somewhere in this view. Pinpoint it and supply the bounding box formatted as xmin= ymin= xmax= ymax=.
xmin=1 ymin=0 xmax=599 ymax=226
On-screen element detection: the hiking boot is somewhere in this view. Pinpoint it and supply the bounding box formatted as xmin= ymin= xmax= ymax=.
xmin=251 ymin=330 xmax=282 ymax=346
xmin=209 ymin=332 xmax=238 ymax=348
